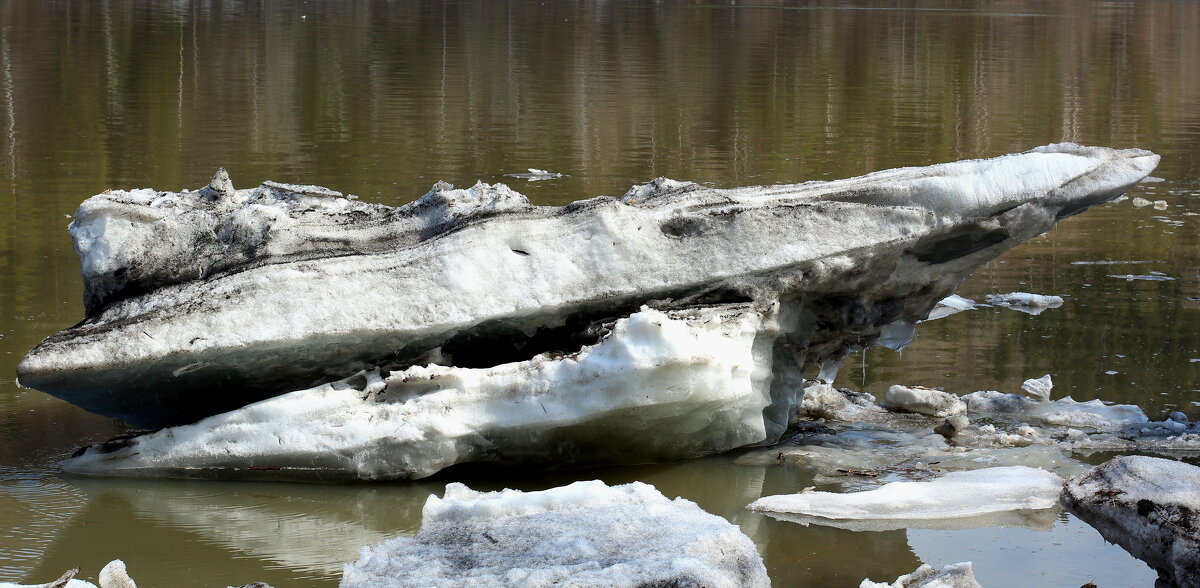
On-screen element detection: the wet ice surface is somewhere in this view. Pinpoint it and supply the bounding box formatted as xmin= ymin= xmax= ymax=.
xmin=748 ymin=466 xmax=1063 ymax=526
xmin=983 ymin=292 xmax=1063 ymax=315
xmin=340 ymin=480 xmax=768 ymax=588
xmin=1060 ymin=456 xmax=1200 ymax=587
xmin=503 ymin=169 xmax=567 ymax=181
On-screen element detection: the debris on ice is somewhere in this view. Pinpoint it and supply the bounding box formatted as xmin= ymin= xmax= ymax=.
xmin=983 ymin=292 xmax=1063 ymax=315
xmin=859 ymin=562 xmax=983 ymax=588
xmin=340 ymin=480 xmax=769 ymax=588
xmin=748 ymin=466 xmax=1063 ymax=527
xmin=1061 ymin=456 xmax=1200 ymax=587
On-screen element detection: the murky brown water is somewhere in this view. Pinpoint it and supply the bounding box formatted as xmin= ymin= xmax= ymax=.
xmin=1 ymin=1 xmax=1197 ymax=586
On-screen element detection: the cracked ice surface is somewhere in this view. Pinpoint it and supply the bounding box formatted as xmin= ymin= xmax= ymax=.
xmin=18 ymin=144 xmax=1159 ymax=428
xmin=339 ymin=480 xmax=769 ymax=588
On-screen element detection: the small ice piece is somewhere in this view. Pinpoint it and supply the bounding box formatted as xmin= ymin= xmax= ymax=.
xmin=1061 ymin=456 xmax=1200 ymax=587
xmin=1106 ymin=370 xmax=1119 ymax=375
xmin=340 ymin=480 xmax=769 ymax=588
xmin=859 ymin=562 xmax=983 ymax=588
xmin=503 ymin=168 xmax=566 ymax=181
xmin=924 ymin=294 xmax=976 ymax=322
xmin=983 ymin=292 xmax=1063 ymax=315
xmin=1152 ymin=200 xmax=1168 ymax=210
xmin=1108 ymin=274 xmax=1175 ymax=281
xmin=1019 ymin=374 xmax=1053 ymax=402
xmin=962 ymin=391 xmax=1147 ymax=430
xmin=0 ymin=560 xmax=136 ymax=588
xmin=748 ymin=466 xmax=1063 ymax=524
xmin=883 ymin=385 xmax=966 ymax=418
xmin=1132 ymin=196 xmax=1153 ymax=207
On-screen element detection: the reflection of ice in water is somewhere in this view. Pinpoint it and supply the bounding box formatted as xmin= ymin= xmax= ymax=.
xmin=907 ymin=515 xmax=1156 ymax=587
xmin=66 ymin=478 xmax=439 ymax=576
xmin=0 ymin=469 xmax=90 ymax=581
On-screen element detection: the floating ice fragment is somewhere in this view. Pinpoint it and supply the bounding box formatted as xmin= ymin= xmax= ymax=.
xmin=962 ymin=391 xmax=1147 ymax=430
xmin=1061 ymin=456 xmax=1200 ymax=587
xmin=1132 ymin=196 xmax=1153 ymax=207
xmin=924 ymin=294 xmax=976 ymax=321
xmin=1019 ymin=374 xmax=1053 ymax=402
xmin=748 ymin=466 xmax=1063 ymax=525
xmin=503 ymin=168 xmax=566 ymax=181
xmin=340 ymin=480 xmax=769 ymax=588
xmin=1069 ymin=260 xmax=1159 ymax=265
xmin=1153 ymin=200 xmax=1168 ymax=210
xmin=1107 ymin=274 xmax=1175 ymax=281
xmin=859 ymin=562 xmax=983 ymax=588
xmin=984 ymin=292 xmax=1063 ymax=315
xmin=1106 ymin=370 xmax=1119 ymax=375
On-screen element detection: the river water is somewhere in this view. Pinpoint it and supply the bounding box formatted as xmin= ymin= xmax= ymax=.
xmin=0 ymin=1 xmax=1197 ymax=586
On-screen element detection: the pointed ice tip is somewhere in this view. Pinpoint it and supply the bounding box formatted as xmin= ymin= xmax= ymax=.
xmin=209 ymin=167 xmax=234 ymax=196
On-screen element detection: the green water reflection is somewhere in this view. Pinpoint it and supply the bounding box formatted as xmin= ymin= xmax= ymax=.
xmin=0 ymin=0 xmax=1196 ymax=585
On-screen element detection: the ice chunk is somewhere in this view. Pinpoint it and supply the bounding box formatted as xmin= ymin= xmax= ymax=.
xmin=1060 ymin=456 xmax=1200 ymax=587
xmin=340 ymin=480 xmax=768 ymax=588
xmin=962 ymin=390 xmax=1147 ymax=430
xmin=0 ymin=560 xmax=135 ymax=588
xmin=748 ymin=466 xmax=1063 ymax=526
xmin=796 ymin=382 xmax=890 ymax=423
xmin=61 ymin=306 xmax=802 ymax=480
xmin=983 ymin=292 xmax=1063 ymax=315
xmin=1132 ymin=196 xmax=1153 ymax=207
xmin=883 ymin=385 xmax=966 ymax=418
xmin=1019 ymin=374 xmax=1053 ymax=401
xmin=860 ymin=562 xmax=983 ymax=588
xmin=18 ymin=144 xmax=1160 ymax=428
xmin=749 ymin=466 xmax=1062 ymax=524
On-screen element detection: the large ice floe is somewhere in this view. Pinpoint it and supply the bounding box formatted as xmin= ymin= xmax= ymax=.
xmin=339 ymin=480 xmax=769 ymax=588
xmin=19 ymin=144 xmax=1161 ymax=479
xmin=1061 ymin=456 xmax=1200 ymax=587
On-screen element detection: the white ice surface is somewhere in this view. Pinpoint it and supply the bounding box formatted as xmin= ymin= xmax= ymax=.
xmin=859 ymin=562 xmax=983 ymax=588
xmin=1019 ymin=374 xmax=1053 ymax=401
xmin=340 ymin=480 xmax=768 ymax=588
xmin=924 ymin=295 xmax=976 ymax=322
xmin=1061 ymin=456 xmax=1200 ymax=586
xmin=748 ymin=466 xmax=1063 ymax=522
xmin=883 ymin=385 xmax=966 ymax=418
xmin=62 ymin=306 xmax=795 ymax=480
xmin=962 ymin=390 xmax=1147 ymax=430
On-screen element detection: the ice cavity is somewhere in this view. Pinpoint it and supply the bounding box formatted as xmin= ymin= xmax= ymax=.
xmin=748 ymin=466 xmax=1063 ymax=524
xmin=19 ymin=144 xmax=1160 ymax=428
xmin=860 ymin=562 xmax=983 ymax=588
xmin=340 ymin=480 xmax=769 ymax=588
xmin=62 ymin=305 xmax=803 ymax=480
